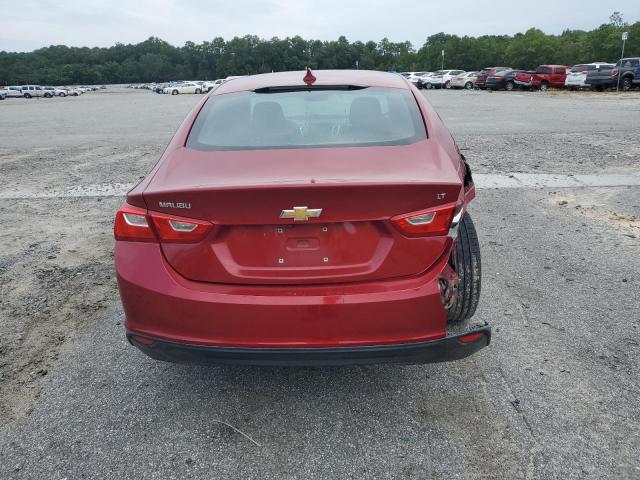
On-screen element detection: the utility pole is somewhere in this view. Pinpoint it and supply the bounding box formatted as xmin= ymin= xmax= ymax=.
xmin=441 ymin=49 xmax=444 ymax=70
xmin=616 ymin=32 xmax=628 ymax=92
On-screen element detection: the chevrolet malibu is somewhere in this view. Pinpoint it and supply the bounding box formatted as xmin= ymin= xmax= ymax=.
xmin=114 ymin=69 xmax=489 ymax=366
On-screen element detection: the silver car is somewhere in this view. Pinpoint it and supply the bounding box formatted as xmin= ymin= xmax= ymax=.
xmin=565 ymin=63 xmax=614 ymax=90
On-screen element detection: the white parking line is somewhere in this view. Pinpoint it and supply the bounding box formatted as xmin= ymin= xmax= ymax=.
xmin=0 ymin=173 xmax=639 ymax=199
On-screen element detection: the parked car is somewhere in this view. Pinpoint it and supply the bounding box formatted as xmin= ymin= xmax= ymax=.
xmin=115 ymin=69 xmax=488 ymax=366
xmin=514 ymin=65 xmax=569 ymax=91
xmin=20 ymin=85 xmax=52 ymax=98
xmin=415 ymin=72 xmax=434 ymax=89
xmin=585 ymin=58 xmax=640 ymax=91
xmin=66 ymin=87 xmax=83 ymax=96
xmin=565 ymin=63 xmax=614 ymax=90
xmin=153 ymin=83 xmax=170 ymax=93
xmin=43 ymin=86 xmax=68 ymax=97
xmin=404 ymin=72 xmax=429 ymax=86
xmin=164 ymin=82 xmax=203 ymax=95
xmin=0 ymin=89 xmax=6 ymax=100
xmin=449 ymin=72 xmax=478 ymax=89
xmin=3 ymin=86 xmax=24 ymax=98
xmin=421 ymin=70 xmax=466 ymax=89
xmin=475 ymin=67 xmax=511 ymax=90
xmin=203 ymin=79 xmax=225 ymax=92
xmin=486 ymin=69 xmax=525 ymax=91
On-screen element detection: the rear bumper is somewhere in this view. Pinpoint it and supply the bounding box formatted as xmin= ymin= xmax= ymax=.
xmin=127 ymin=326 xmax=491 ymax=366
xmin=117 ymin=241 xmax=457 ymax=349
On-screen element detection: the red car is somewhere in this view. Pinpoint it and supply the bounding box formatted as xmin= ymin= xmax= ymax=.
xmin=114 ymin=69 xmax=489 ymax=366
xmin=514 ymin=65 xmax=570 ymax=91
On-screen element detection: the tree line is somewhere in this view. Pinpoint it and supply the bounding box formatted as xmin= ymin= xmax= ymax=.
xmin=0 ymin=14 xmax=637 ymax=86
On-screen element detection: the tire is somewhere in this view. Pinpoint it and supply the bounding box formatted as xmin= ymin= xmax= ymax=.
xmin=539 ymin=81 xmax=549 ymax=92
xmin=464 ymin=82 xmax=473 ymax=89
xmin=195 ymin=88 xmax=202 ymax=94
xmin=207 ymin=86 xmax=213 ymax=92
xmin=425 ymin=83 xmax=433 ymax=90
xmin=172 ymin=90 xmax=178 ymax=95
xmin=60 ymin=92 xmax=66 ymax=97
xmin=44 ymin=93 xmax=52 ymax=98
xmin=505 ymin=81 xmax=514 ymax=91
xmin=24 ymin=93 xmax=31 ymax=98
xmin=621 ymin=77 xmax=632 ymax=92
xmin=446 ymin=213 xmax=482 ymax=324
xmin=444 ymin=80 xmax=451 ymax=89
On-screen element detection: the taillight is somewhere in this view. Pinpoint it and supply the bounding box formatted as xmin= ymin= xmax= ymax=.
xmin=611 ymin=68 xmax=618 ymax=77
xmin=150 ymin=212 xmax=211 ymax=242
xmin=114 ymin=204 xmax=211 ymax=242
xmin=391 ymin=204 xmax=459 ymax=236
xmin=114 ymin=205 xmax=156 ymax=241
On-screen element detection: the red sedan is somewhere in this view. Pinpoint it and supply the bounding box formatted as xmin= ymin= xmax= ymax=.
xmin=114 ymin=69 xmax=489 ymax=366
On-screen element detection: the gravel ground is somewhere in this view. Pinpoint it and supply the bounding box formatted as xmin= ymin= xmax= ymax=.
xmin=0 ymin=87 xmax=639 ymax=479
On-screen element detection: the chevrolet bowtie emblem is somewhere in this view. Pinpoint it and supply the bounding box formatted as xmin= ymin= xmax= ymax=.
xmin=280 ymin=206 xmax=323 ymax=221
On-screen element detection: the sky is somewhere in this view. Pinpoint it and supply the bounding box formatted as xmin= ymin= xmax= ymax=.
xmin=1 ymin=0 xmax=638 ymax=52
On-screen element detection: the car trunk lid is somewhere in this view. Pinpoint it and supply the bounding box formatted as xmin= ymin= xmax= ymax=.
xmin=142 ymin=142 xmax=462 ymax=285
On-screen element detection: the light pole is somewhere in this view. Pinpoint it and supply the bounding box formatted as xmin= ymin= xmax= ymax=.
xmin=616 ymin=32 xmax=628 ymax=92
xmin=441 ymin=49 xmax=444 ymax=70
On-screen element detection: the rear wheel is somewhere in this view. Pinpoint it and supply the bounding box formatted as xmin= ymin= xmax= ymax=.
xmin=621 ymin=77 xmax=632 ymax=91
xmin=44 ymin=92 xmax=52 ymax=98
xmin=539 ymin=81 xmax=549 ymax=92
xmin=444 ymin=80 xmax=451 ymax=89
xmin=464 ymin=82 xmax=473 ymax=89
xmin=447 ymin=213 xmax=481 ymax=324
xmin=24 ymin=93 xmax=31 ymax=98
xmin=172 ymin=90 xmax=178 ymax=95
xmin=195 ymin=88 xmax=202 ymax=94
xmin=505 ymin=81 xmax=514 ymax=91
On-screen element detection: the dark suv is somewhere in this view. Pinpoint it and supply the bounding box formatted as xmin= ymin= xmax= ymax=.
xmin=585 ymin=58 xmax=640 ymax=91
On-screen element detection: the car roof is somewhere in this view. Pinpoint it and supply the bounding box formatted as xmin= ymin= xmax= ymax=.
xmin=213 ymin=70 xmax=410 ymax=95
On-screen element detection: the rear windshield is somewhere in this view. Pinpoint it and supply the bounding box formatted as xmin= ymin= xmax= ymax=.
xmin=187 ymin=87 xmax=427 ymax=151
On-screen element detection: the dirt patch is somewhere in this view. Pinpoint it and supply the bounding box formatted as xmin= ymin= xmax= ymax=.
xmin=547 ymin=188 xmax=640 ymax=239
xmin=0 ymin=196 xmax=120 ymax=420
